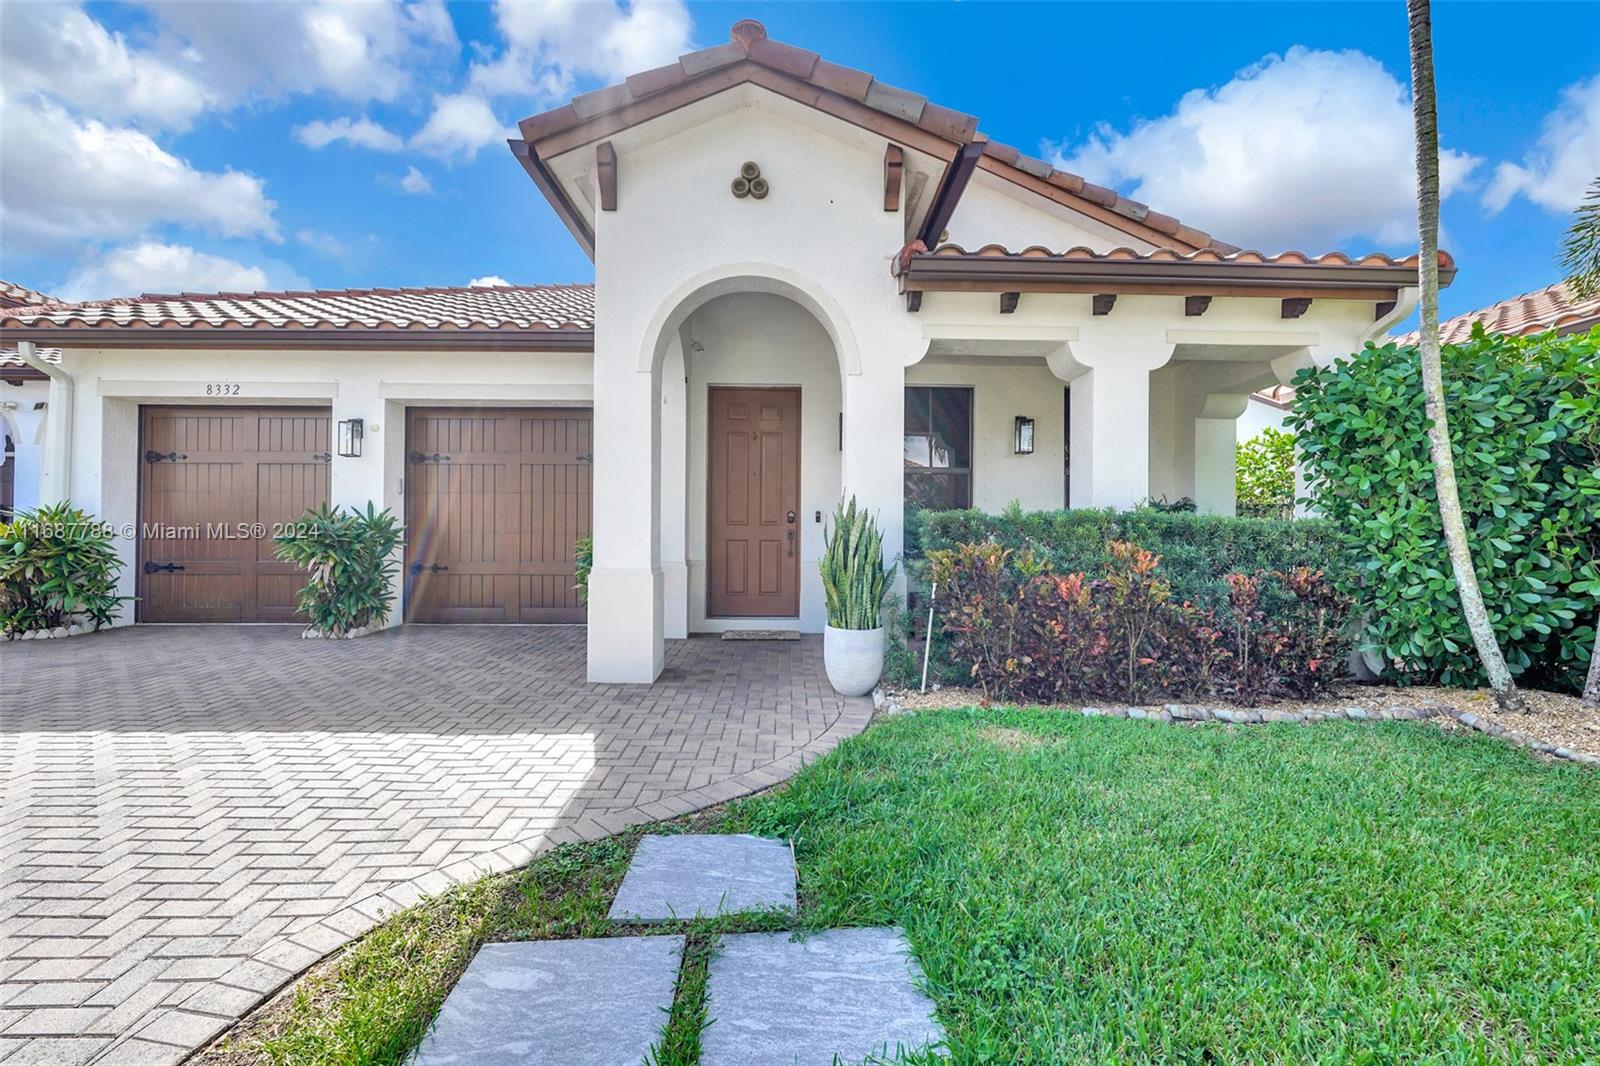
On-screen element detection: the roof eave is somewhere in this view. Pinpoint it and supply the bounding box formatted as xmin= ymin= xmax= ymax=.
xmin=0 ymin=327 xmax=596 ymax=353
xmin=898 ymin=254 xmax=1448 ymax=300
xmin=510 ymin=139 xmax=595 ymax=262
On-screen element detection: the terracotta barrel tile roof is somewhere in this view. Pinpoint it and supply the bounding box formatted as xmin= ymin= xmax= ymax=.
xmin=0 ymin=280 xmax=56 ymax=309
xmin=910 ymin=243 xmax=1450 ymax=272
xmin=0 ymin=283 xmax=596 ymax=333
xmin=514 ymin=18 xmax=1236 ymax=255
xmin=1395 ymin=281 xmax=1600 ymax=345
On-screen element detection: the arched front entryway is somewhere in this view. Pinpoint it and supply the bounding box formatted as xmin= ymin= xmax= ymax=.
xmin=587 ymin=265 xmax=891 ymax=684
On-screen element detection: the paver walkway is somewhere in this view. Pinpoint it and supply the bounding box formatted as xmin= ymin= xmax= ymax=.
xmin=0 ymin=625 xmax=871 ymax=1065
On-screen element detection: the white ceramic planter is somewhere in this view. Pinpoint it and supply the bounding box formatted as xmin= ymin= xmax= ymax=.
xmin=824 ymin=625 xmax=885 ymax=697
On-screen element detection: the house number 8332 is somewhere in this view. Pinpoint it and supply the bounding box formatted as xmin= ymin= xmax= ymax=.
xmin=205 ymin=383 xmax=241 ymax=395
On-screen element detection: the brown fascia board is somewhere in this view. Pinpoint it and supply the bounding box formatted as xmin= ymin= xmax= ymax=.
xmin=2 ymin=364 xmax=49 ymax=382
xmin=899 ymin=255 xmax=1443 ymax=299
xmin=509 ymin=139 xmax=595 ymax=261
xmin=0 ymin=327 xmax=595 ymax=353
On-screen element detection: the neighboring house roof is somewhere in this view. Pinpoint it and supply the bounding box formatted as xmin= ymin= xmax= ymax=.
xmin=0 ymin=280 xmax=60 ymax=378
xmin=896 ymin=244 xmax=1449 ymax=302
xmin=513 ymin=18 xmax=1236 ymax=257
xmin=0 ymin=284 xmax=596 ymax=350
xmin=1251 ymin=385 xmax=1296 ymax=411
xmin=1394 ymin=281 xmax=1600 ymax=345
xmin=0 ymin=280 xmax=57 ymax=309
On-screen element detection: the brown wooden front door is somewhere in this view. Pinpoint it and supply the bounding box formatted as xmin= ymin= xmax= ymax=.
xmin=707 ymin=386 xmax=801 ymax=617
xmin=138 ymin=406 xmax=331 ymax=622
xmin=404 ymin=407 xmax=591 ymax=624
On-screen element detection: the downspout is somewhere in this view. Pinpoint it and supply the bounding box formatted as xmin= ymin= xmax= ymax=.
xmin=1362 ymin=286 xmax=1420 ymax=346
xmin=13 ymin=341 xmax=72 ymax=504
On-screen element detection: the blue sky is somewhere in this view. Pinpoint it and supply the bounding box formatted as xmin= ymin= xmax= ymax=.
xmin=1 ymin=1 xmax=1596 ymax=325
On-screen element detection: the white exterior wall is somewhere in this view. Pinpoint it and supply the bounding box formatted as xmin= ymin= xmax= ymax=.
xmin=583 ymin=89 xmax=925 ymax=680
xmin=1237 ymin=397 xmax=1292 ymax=442
xmin=904 ymin=359 xmax=1065 ymax=511
xmin=2 ymin=378 xmax=48 ymax=515
xmin=944 ymin=171 xmax=1160 ymax=253
xmin=52 ymin=345 xmax=591 ymax=627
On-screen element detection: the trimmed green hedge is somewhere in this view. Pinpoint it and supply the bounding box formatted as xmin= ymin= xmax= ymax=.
xmin=909 ymin=506 xmax=1353 ymax=613
xmin=1289 ymin=325 xmax=1599 ymax=692
xmin=891 ymin=506 xmax=1353 ymax=689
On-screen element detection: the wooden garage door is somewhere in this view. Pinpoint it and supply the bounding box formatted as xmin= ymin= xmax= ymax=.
xmin=404 ymin=408 xmax=591 ymax=623
xmin=138 ymin=406 xmax=331 ymax=623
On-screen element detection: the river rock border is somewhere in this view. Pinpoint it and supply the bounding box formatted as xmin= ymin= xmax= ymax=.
xmin=2 ymin=621 xmax=104 ymax=641
xmin=872 ymin=690 xmax=1600 ymax=769
xmin=300 ymin=623 xmax=383 ymax=640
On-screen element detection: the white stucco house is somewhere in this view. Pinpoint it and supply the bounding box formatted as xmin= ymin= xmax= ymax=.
xmin=0 ymin=19 xmax=1439 ymax=682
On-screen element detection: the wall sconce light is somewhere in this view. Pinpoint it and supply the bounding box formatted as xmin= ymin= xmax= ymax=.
xmin=1014 ymin=416 xmax=1035 ymax=455
xmin=337 ymin=418 xmax=364 ymax=458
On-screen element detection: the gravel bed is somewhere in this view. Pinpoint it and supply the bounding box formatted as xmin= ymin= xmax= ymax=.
xmin=882 ymin=682 xmax=1600 ymax=764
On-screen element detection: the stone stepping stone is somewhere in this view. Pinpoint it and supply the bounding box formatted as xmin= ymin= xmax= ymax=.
xmin=608 ymin=834 xmax=797 ymax=923
xmin=411 ymin=935 xmax=683 ymax=1066
xmin=701 ymin=927 xmax=946 ymax=1064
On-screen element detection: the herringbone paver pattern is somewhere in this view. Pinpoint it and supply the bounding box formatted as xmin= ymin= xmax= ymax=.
xmin=0 ymin=625 xmax=868 ymax=1065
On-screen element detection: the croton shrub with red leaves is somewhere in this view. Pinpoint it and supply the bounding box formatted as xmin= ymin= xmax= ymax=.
xmin=925 ymin=540 xmax=1350 ymax=704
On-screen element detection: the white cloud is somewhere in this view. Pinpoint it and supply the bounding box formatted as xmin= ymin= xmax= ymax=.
xmin=142 ymin=0 xmax=459 ymax=107
xmin=468 ymin=0 xmax=692 ymax=103
xmin=1048 ymin=47 xmax=1483 ymax=251
xmin=294 ymin=116 xmax=405 ymax=151
xmin=1483 ymin=75 xmax=1600 ymax=215
xmin=0 ymin=92 xmax=280 ymax=254
xmin=296 ymin=229 xmax=347 ymax=258
xmin=469 ymin=275 xmax=510 ymax=287
xmin=397 ymin=166 xmax=434 ymax=194
xmin=0 ymin=3 xmax=215 ymax=129
xmin=410 ymin=93 xmax=513 ymax=161
xmin=59 ymin=242 xmax=279 ymax=301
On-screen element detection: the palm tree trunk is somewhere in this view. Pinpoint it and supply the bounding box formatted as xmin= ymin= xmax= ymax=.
xmin=1583 ymin=610 xmax=1600 ymax=710
xmin=1406 ymin=0 xmax=1526 ymax=712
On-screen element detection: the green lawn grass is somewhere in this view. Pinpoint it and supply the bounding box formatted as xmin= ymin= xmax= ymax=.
xmin=209 ymin=712 xmax=1600 ymax=1065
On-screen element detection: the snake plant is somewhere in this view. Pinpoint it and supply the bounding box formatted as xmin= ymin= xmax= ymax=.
xmin=819 ymin=496 xmax=897 ymax=630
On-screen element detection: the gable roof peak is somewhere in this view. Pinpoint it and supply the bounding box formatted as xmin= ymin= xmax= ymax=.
xmin=730 ymin=18 xmax=767 ymax=50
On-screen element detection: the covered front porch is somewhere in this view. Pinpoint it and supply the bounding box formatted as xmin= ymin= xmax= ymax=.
xmin=585 ymin=257 xmax=1418 ymax=684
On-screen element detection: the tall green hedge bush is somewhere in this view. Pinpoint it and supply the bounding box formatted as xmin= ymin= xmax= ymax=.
xmin=1288 ymin=325 xmax=1599 ymax=691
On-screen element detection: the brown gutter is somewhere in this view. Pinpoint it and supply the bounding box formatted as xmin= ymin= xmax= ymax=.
xmin=509 ymin=139 xmax=596 ymax=261
xmin=898 ymin=253 xmax=1451 ymax=299
xmin=0 ymin=327 xmax=595 ymax=352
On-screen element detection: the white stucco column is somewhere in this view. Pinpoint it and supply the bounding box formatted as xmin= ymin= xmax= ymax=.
xmin=1193 ymin=394 xmax=1249 ymax=516
xmin=842 ymin=358 xmax=905 ymax=582
xmin=586 ymin=355 xmax=664 ymax=683
xmin=1063 ymin=335 xmax=1175 ymax=510
xmin=659 ymin=335 xmax=688 ymax=639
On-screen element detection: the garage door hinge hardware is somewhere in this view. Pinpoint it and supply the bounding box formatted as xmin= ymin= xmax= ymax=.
xmin=312 ymin=451 xmax=333 ymax=462
xmin=144 ymin=450 xmax=187 ymax=464
xmin=408 ymin=562 xmax=449 ymax=574
xmin=143 ymin=562 xmax=186 ymax=574
xmin=409 ymin=451 xmax=452 ymax=464
xmin=577 ymin=452 xmax=593 ymax=463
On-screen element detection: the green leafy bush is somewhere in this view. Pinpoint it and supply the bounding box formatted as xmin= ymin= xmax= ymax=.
xmin=0 ymin=502 xmax=129 ymax=633
xmin=574 ymin=535 xmax=592 ymax=605
xmin=274 ymin=503 xmax=403 ymax=636
xmin=910 ymin=505 xmax=1351 ymax=618
xmin=1289 ymin=325 xmax=1600 ymax=690
xmin=925 ymin=538 xmax=1349 ymax=703
xmin=820 ymin=496 xmax=896 ymax=629
xmin=1236 ymin=426 xmax=1296 ymax=519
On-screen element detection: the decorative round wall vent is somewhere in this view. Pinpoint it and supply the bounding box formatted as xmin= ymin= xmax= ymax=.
xmin=731 ymin=160 xmax=769 ymax=200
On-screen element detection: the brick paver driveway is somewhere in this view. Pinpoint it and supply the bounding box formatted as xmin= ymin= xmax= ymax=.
xmin=0 ymin=625 xmax=870 ymax=1065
